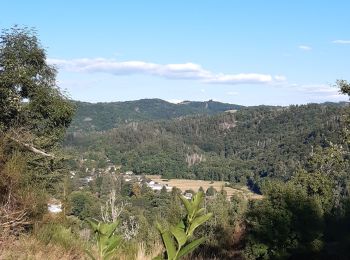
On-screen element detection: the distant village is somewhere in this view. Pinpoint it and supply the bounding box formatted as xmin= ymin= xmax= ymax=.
xmin=48 ymin=161 xmax=194 ymax=214
xmin=69 ymin=158 xmax=196 ymax=195
xmin=69 ymin=165 xmax=179 ymax=193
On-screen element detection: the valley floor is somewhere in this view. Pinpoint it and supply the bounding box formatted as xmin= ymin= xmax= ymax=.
xmin=146 ymin=175 xmax=263 ymax=200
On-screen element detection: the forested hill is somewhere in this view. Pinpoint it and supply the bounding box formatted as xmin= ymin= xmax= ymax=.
xmin=65 ymin=102 xmax=348 ymax=189
xmin=69 ymin=98 xmax=243 ymax=132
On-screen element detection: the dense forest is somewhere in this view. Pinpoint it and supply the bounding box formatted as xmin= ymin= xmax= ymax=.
xmin=1 ymin=27 xmax=350 ymax=260
xmin=70 ymin=99 xmax=243 ymax=132
xmin=65 ymin=101 xmax=347 ymax=192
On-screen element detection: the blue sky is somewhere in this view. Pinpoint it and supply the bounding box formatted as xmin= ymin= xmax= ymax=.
xmin=1 ymin=0 xmax=350 ymax=105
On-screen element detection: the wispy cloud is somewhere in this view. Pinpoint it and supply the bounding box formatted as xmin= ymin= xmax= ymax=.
xmin=298 ymin=45 xmax=312 ymax=51
xmin=295 ymin=84 xmax=337 ymax=94
xmin=274 ymin=75 xmax=287 ymax=81
xmin=48 ymin=58 xmax=285 ymax=85
xmin=291 ymin=83 xmax=348 ymax=102
xmin=332 ymin=40 xmax=350 ymax=44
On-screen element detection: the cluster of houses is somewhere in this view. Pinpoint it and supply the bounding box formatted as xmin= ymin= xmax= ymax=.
xmin=48 ymin=160 xmax=196 ymax=214
xmin=121 ymin=172 xmax=193 ymax=199
xmin=146 ymin=180 xmax=172 ymax=191
xmin=48 ymin=154 xmax=247 ymax=215
xmin=69 ymin=162 xmax=178 ymax=194
xmin=122 ymin=171 xmax=174 ymax=192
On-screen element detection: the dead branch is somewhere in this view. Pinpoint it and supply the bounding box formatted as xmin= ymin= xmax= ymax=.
xmin=0 ymin=208 xmax=30 ymax=229
xmin=8 ymin=136 xmax=55 ymax=158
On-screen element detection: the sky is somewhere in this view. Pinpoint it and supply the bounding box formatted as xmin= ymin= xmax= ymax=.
xmin=1 ymin=0 xmax=350 ymax=106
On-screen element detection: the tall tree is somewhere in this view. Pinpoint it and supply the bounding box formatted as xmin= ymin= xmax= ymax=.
xmin=0 ymin=26 xmax=75 ymax=150
xmin=337 ymin=80 xmax=350 ymax=145
xmin=0 ymin=26 xmax=75 ymax=228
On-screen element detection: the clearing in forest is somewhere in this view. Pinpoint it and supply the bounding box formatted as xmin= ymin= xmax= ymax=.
xmin=146 ymin=175 xmax=263 ymax=200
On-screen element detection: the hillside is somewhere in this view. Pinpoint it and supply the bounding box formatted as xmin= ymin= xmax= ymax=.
xmin=64 ymin=102 xmax=348 ymax=190
xmin=69 ymin=98 xmax=243 ymax=132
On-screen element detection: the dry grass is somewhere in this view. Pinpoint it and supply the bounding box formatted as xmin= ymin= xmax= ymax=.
xmin=0 ymin=234 xmax=163 ymax=260
xmin=0 ymin=235 xmax=85 ymax=260
xmin=134 ymin=242 xmax=163 ymax=260
xmin=146 ymin=175 xmax=263 ymax=200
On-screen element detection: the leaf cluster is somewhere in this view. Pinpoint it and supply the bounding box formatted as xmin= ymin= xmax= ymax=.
xmin=155 ymin=191 xmax=212 ymax=260
xmin=87 ymin=219 xmax=122 ymax=260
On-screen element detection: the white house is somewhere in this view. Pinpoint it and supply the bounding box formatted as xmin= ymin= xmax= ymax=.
xmin=48 ymin=199 xmax=62 ymax=214
xmin=146 ymin=181 xmax=173 ymax=191
xmin=183 ymin=193 xmax=193 ymax=200
xmin=147 ymin=183 xmax=163 ymax=191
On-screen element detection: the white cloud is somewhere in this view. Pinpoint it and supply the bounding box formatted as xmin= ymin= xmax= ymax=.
xmin=332 ymin=40 xmax=350 ymax=44
xmin=299 ymin=45 xmax=312 ymax=51
xmin=205 ymin=73 xmax=272 ymax=84
xmin=48 ymin=58 xmax=285 ymax=85
xmin=274 ymin=75 xmax=287 ymax=81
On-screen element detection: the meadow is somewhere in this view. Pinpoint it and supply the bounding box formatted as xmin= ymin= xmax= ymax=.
xmin=146 ymin=175 xmax=263 ymax=200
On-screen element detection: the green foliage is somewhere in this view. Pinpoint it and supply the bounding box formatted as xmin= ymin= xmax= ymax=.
xmin=291 ymin=170 xmax=335 ymax=213
xmin=244 ymin=92 xmax=350 ymax=259
xmin=338 ymin=79 xmax=350 ymax=97
xmin=69 ymin=99 xmax=242 ymax=132
xmin=155 ymin=191 xmax=212 ymax=260
xmin=60 ymin=79 xmax=350 ymax=259
xmin=0 ymin=26 xmax=75 ymax=145
xmin=86 ymin=219 xmax=122 ymax=260
xmin=194 ymin=192 xmax=245 ymax=258
xmin=69 ymin=191 xmax=99 ymax=220
xmin=0 ymin=144 xmax=46 ymax=219
xmin=0 ymin=26 xmax=75 ymax=228
xmin=65 ymin=102 xmax=346 ymax=190
xmin=245 ymin=182 xmax=324 ymax=259
xmin=205 ymin=186 xmax=216 ymax=196
xmin=35 ymin=223 xmax=83 ymax=251
xmin=290 ymin=143 xmax=349 ymax=213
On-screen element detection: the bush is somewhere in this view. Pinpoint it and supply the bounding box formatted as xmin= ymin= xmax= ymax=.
xmin=34 ymin=223 xmax=83 ymax=251
xmin=69 ymin=191 xmax=99 ymax=219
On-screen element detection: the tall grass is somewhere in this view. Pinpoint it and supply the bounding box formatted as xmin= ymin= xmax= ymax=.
xmin=134 ymin=242 xmax=163 ymax=260
xmin=34 ymin=223 xmax=84 ymax=251
xmin=0 ymin=234 xmax=85 ymax=260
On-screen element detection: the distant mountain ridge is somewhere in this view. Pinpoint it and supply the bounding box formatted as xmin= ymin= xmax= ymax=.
xmin=69 ymin=98 xmax=243 ymax=132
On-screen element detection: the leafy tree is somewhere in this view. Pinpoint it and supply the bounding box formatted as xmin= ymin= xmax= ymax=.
xmin=0 ymin=26 xmax=74 ymax=146
xmin=291 ymin=170 xmax=334 ymax=213
xmin=245 ymin=181 xmax=324 ymax=259
xmin=200 ymin=192 xmax=240 ymax=258
xmin=338 ymin=80 xmax=350 ymax=145
xmin=131 ymin=183 xmax=141 ymax=197
xmin=69 ymin=191 xmax=97 ymax=220
xmin=0 ymin=26 xmax=74 ymax=228
xmin=206 ymin=186 xmax=216 ymax=196
xmin=338 ymin=79 xmax=350 ymax=97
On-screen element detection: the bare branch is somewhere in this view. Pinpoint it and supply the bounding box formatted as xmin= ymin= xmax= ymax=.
xmin=0 ymin=208 xmax=30 ymax=229
xmin=101 ymin=190 xmax=129 ymax=223
xmin=8 ymin=136 xmax=55 ymax=158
